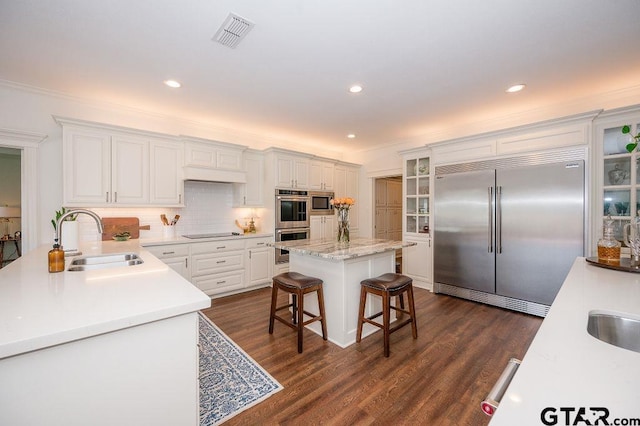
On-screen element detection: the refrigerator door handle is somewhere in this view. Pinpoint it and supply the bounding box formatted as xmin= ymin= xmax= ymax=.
xmin=488 ymin=186 xmax=494 ymax=253
xmin=497 ymin=185 xmax=503 ymax=253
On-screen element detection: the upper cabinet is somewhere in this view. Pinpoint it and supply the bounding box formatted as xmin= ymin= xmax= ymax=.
xmin=334 ymin=163 xmax=360 ymax=232
xmin=150 ymin=139 xmax=184 ymax=205
xmin=309 ymin=160 xmax=335 ymax=191
xmin=56 ymin=117 xmax=184 ymax=207
xmin=403 ymin=151 xmax=431 ymax=236
xmin=273 ymin=152 xmax=310 ymax=189
xmin=233 ymin=150 xmax=264 ymax=207
xmin=594 ymin=106 xmax=640 ymax=250
xmin=183 ymin=138 xmax=243 ymax=170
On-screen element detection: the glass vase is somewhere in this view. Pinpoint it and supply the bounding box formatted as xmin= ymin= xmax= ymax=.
xmin=337 ymin=208 xmax=350 ymax=243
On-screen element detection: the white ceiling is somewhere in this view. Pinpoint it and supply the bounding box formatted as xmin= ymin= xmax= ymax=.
xmin=1 ymin=0 xmax=640 ymax=154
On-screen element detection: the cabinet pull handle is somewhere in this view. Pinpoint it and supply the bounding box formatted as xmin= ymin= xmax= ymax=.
xmin=179 ymin=194 xmax=182 ymax=204
xmin=216 ymin=260 xmax=226 ymax=264
xmin=162 ymin=251 xmax=175 ymax=255
xmin=257 ymin=242 xmax=265 ymax=246
xmin=216 ymin=246 xmax=226 ymax=249
xmin=291 ymin=179 xmax=294 ymax=187
xmin=185 ymin=258 xmax=188 ymax=268
xmin=249 ymin=251 xmax=252 ymax=259
xmin=114 ymin=192 xmax=118 ymax=203
xmin=244 ymin=196 xmax=246 ymax=205
xmin=106 ymin=192 xmax=109 ymax=203
xmin=217 ymin=280 xmax=226 ymax=284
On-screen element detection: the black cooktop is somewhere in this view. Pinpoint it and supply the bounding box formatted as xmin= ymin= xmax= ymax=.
xmin=182 ymin=232 xmax=241 ymax=239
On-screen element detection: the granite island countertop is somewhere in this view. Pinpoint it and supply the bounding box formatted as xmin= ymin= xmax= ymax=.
xmin=269 ymin=237 xmax=416 ymax=261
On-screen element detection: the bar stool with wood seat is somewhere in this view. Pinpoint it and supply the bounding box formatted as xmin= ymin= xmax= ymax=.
xmin=356 ymin=273 xmax=417 ymax=357
xmin=269 ymin=271 xmax=328 ymax=353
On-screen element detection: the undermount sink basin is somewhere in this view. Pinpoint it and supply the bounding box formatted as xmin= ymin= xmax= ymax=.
xmin=67 ymin=252 xmax=143 ymax=271
xmin=587 ymin=311 xmax=640 ymax=354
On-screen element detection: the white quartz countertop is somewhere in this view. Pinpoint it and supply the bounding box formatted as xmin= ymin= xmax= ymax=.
xmin=140 ymin=232 xmax=273 ymax=247
xmin=0 ymin=240 xmax=211 ymax=359
xmin=490 ymin=257 xmax=640 ymax=425
xmin=269 ymin=238 xmax=416 ymax=261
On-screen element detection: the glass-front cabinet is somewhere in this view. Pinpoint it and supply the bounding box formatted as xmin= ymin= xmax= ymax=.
xmin=404 ymin=156 xmax=430 ymax=235
xmin=400 ymin=147 xmax=433 ymax=291
xmin=595 ymin=107 xmax=640 ymax=251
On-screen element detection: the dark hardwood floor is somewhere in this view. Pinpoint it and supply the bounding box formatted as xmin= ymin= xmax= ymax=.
xmin=201 ymin=286 xmax=542 ymax=425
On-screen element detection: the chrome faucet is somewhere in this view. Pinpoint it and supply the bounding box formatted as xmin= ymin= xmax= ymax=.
xmin=55 ymin=209 xmax=104 ymax=248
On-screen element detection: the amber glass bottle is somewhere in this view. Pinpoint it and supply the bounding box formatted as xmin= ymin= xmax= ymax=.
xmin=48 ymin=243 xmax=65 ymax=273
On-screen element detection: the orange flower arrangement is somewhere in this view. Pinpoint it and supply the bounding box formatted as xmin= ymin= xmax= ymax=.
xmin=331 ymin=197 xmax=355 ymax=210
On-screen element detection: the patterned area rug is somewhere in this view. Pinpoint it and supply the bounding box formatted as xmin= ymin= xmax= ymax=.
xmin=199 ymin=312 xmax=283 ymax=425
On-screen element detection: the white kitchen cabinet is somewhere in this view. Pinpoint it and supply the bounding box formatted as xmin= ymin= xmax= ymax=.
xmin=246 ymin=237 xmax=272 ymax=287
xmin=57 ymin=117 xmax=183 ymax=207
xmin=150 ymin=139 xmax=183 ymax=206
xmin=233 ymin=150 xmax=264 ymax=207
xmin=310 ymin=215 xmax=336 ymax=240
xmin=190 ymin=240 xmax=245 ymax=296
xmin=62 ymin=128 xmax=149 ymax=205
xmin=111 ymin=134 xmax=150 ymax=204
xmin=309 ymin=160 xmax=335 ymax=190
xmin=275 ymin=153 xmax=310 ymax=189
xmin=399 ymin=148 xmax=432 ymax=290
xmin=593 ymin=105 xmax=640 ymax=252
xmin=144 ymin=243 xmax=190 ymax=280
xmin=183 ymin=138 xmax=243 ymax=170
xmin=62 ymin=126 xmax=111 ymax=205
xmin=335 ymin=163 xmax=360 ymax=230
xmin=402 ymin=150 xmax=431 ymax=236
xmin=402 ymin=236 xmax=432 ymax=290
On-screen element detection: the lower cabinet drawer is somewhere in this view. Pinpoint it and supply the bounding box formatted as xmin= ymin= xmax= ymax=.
xmin=192 ymin=270 xmax=244 ymax=296
xmin=191 ymin=250 xmax=244 ymax=276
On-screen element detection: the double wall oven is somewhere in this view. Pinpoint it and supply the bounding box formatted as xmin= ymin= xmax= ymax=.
xmin=275 ymin=189 xmax=310 ymax=264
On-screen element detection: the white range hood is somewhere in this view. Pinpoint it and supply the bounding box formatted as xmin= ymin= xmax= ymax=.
xmin=183 ymin=166 xmax=246 ymax=183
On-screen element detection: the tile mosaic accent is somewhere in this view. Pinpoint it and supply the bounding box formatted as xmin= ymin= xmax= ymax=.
xmin=198 ymin=312 xmax=282 ymax=425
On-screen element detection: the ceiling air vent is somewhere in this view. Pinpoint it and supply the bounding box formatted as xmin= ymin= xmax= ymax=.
xmin=213 ymin=13 xmax=254 ymax=49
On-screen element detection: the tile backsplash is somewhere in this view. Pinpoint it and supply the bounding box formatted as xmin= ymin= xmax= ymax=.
xmin=76 ymin=181 xmax=259 ymax=242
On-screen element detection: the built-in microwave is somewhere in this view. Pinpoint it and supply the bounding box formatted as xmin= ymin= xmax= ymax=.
xmin=309 ymin=191 xmax=334 ymax=216
xmin=275 ymin=189 xmax=310 ymax=229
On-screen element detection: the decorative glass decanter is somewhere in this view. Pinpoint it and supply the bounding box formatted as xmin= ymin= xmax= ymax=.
xmin=597 ymin=215 xmax=621 ymax=262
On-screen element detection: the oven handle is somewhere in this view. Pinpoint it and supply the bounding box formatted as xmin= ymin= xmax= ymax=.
xmin=277 ymin=196 xmax=310 ymax=202
xmin=276 ymin=228 xmax=310 ymax=235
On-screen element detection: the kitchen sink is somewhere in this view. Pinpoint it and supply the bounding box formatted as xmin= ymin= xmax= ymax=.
xmin=587 ymin=311 xmax=640 ymax=354
xmin=67 ymin=252 xmax=144 ymax=271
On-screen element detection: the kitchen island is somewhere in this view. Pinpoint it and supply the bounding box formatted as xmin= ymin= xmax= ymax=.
xmin=0 ymin=240 xmax=211 ymax=426
xmin=270 ymin=238 xmax=415 ymax=348
xmin=490 ymin=257 xmax=640 ymax=425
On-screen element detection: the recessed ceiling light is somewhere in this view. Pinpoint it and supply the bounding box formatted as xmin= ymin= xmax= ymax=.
xmin=164 ymin=80 xmax=181 ymax=88
xmin=506 ymin=84 xmax=526 ymax=93
xmin=347 ymin=134 xmax=356 ymax=139
xmin=349 ymin=85 xmax=363 ymax=93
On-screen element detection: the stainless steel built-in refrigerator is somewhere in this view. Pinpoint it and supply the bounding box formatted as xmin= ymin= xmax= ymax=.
xmin=433 ymin=152 xmax=585 ymax=316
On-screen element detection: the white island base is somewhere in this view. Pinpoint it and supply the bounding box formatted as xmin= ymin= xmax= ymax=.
xmin=290 ymin=250 xmax=397 ymax=348
xmin=0 ymin=312 xmax=200 ymax=426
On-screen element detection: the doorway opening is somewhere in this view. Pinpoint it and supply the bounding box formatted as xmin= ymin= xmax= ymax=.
xmin=374 ymin=175 xmax=403 ymax=272
xmin=0 ymin=147 xmax=22 ymax=267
